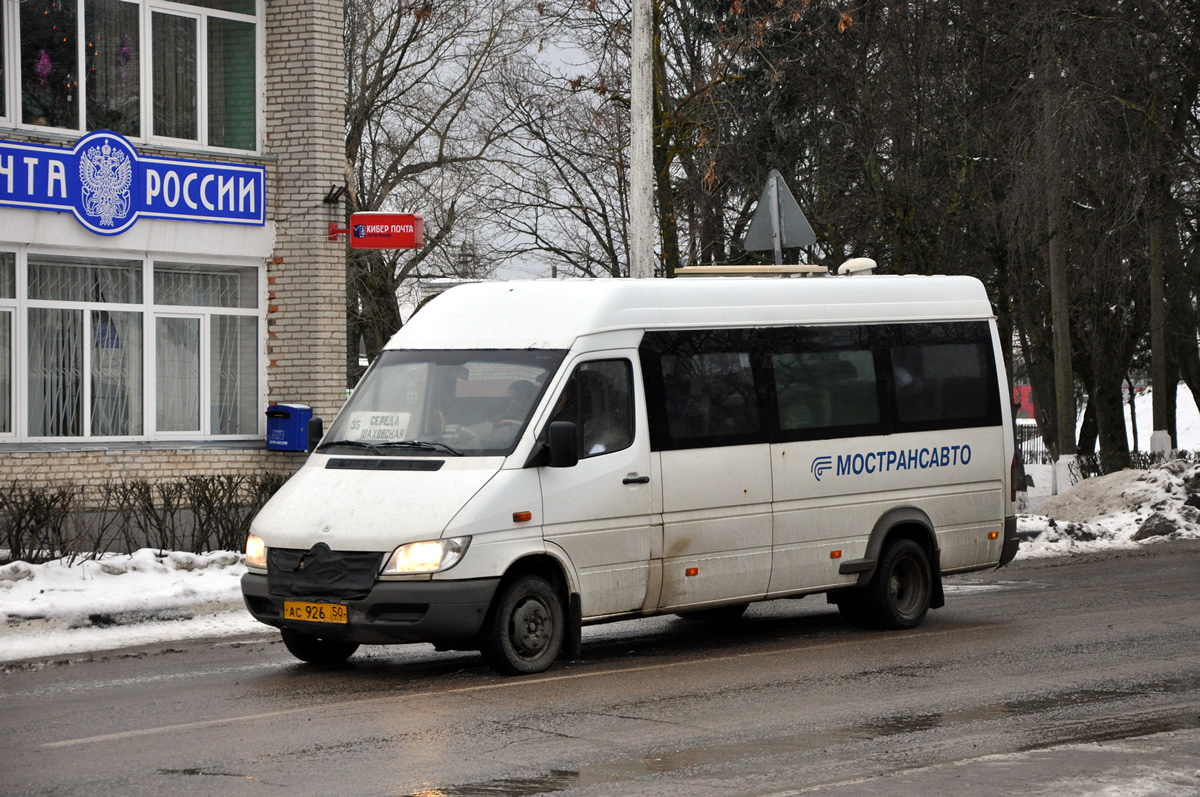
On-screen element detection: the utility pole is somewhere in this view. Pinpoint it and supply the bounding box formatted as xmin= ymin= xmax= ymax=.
xmin=629 ymin=0 xmax=654 ymax=278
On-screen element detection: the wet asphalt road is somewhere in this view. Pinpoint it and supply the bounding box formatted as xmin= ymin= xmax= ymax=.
xmin=2 ymin=540 xmax=1199 ymax=796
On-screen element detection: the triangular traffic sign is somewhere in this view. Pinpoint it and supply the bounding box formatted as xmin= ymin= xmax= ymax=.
xmin=743 ymin=170 xmax=816 ymax=257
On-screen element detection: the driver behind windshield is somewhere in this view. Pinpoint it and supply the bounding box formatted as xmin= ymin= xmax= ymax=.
xmin=452 ymin=380 xmax=539 ymax=449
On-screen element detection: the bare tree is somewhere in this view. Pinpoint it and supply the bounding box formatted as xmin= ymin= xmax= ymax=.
xmin=485 ymin=58 xmax=633 ymax=278
xmin=343 ymin=0 xmax=552 ymax=379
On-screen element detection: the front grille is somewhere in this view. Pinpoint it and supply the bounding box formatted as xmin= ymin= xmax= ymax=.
xmin=267 ymin=543 xmax=385 ymax=600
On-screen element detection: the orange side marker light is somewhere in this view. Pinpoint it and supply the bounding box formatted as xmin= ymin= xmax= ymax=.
xmin=685 ymin=567 xmax=699 ymax=577
xmin=988 ymin=531 xmax=999 ymax=540
xmin=513 ymin=511 xmax=533 ymax=523
xmin=830 ymin=550 xmax=843 ymax=559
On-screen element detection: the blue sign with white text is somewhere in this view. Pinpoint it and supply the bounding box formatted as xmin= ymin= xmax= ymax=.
xmin=810 ymin=445 xmax=973 ymax=482
xmin=0 ymin=131 xmax=265 ymax=236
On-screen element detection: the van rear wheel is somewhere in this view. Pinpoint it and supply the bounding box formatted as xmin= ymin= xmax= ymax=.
xmin=835 ymin=540 xmax=932 ymax=630
xmin=481 ymin=574 xmax=565 ymax=675
xmin=869 ymin=539 xmax=932 ymax=629
xmin=280 ymin=628 xmax=359 ymax=665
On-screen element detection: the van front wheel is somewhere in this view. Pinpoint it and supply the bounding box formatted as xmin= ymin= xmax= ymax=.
xmin=280 ymin=628 xmax=359 ymax=665
xmin=481 ymin=574 xmax=565 ymax=675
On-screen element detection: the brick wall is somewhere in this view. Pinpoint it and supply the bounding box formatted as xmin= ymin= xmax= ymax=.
xmin=0 ymin=449 xmax=306 ymax=492
xmin=265 ymin=0 xmax=347 ymax=422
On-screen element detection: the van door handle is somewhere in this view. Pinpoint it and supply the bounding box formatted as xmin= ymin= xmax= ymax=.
xmin=623 ymin=475 xmax=650 ymax=485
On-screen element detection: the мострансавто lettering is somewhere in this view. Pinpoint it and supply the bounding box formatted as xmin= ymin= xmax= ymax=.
xmin=836 ymin=445 xmax=972 ymax=476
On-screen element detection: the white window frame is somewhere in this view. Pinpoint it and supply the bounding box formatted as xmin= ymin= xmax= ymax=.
xmin=0 ymin=0 xmax=14 ymax=127
xmin=149 ymin=5 xmax=203 ymax=146
xmin=20 ymin=254 xmax=145 ymax=441
xmin=0 ymin=261 xmax=14 ymax=437
xmin=0 ymin=246 xmax=264 ymax=444
xmin=3 ymin=0 xmax=263 ymax=154
xmin=149 ymin=258 xmax=261 ymax=439
xmin=150 ymin=309 xmax=205 ymax=438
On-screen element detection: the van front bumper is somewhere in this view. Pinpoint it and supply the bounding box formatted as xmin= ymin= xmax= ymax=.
xmin=240 ymin=572 xmax=500 ymax=646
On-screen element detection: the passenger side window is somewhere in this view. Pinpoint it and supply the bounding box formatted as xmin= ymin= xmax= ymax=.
xmin=661 ymin=351 xmax=759 ymax=442
xmin=772 ymin=350 xmax=879 ymax=430
xmin=548 ymin=360 xmax=634 ymax=458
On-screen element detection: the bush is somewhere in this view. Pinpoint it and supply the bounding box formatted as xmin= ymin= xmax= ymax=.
xmin=0 ymin=472 xmax=290 ymax=565
xmin=0 ymin=481 xmax=79 ymax=564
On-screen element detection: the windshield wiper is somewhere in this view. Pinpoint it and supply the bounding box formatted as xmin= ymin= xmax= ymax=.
xmin=374 ymin=439 xmax=464 ymax=457
xmin=316 ymin=438 xmax=381 ymax=454
xmin=317 ymin=438 xmax=463 ymax=457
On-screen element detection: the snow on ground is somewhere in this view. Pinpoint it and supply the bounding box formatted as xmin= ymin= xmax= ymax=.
xmin=1017 ymin=460 xmax=1200 ymax=559
xmin=0 ymin=550 xmax=262 ymax=662
xmin=3 ymin=384 xmax=1200 ymax=664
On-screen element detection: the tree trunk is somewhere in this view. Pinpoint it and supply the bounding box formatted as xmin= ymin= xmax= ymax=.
xmin=1048 ymin=189 xmax=1075 ymax=457
xmin=1149 ymin=174 xmax=1170 ymax=440
xmin=1092 ymin=365 xmax=1129 ymax=469
xmin=1076 ymin=401 xmax=1096 ymax=456
xmin=1042 ymin=63 xmax=1075 ymax=458
xmin=1126 ymin=376 xmax=1139 ymax=453
xmin=653 ymin=31 xmax=680 ymax=277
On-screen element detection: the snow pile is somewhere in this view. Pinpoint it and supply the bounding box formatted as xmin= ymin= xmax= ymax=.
xmin=1018 ymin=459 xmax=1200 ymax=558
xmin=0 ymin=549 xmax=259 ymax=661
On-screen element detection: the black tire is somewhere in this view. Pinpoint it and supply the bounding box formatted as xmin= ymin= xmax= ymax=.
xmin=675 ymin=603 xmax=749 ymax=624
xmin=867 ymin=539 xmax=932 ymax=629
xmin=280 ymin=628 xmax=359 ymax=665
xmin=481 ymin=574 xmax=565 ymax=675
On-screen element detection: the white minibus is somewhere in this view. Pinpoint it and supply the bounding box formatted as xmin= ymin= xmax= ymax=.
xmin=242 ymin=275 xmax=1018 ymax=674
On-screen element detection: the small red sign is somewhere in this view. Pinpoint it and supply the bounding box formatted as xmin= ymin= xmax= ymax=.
xmin=348 ymin=212 xmax=423 ymax=250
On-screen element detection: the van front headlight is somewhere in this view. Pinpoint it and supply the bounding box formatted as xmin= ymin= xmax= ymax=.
xmin=382 ymin=537 xmax=470 ymax=575
xmin=245 ymin=534 xmax=267 ymax=570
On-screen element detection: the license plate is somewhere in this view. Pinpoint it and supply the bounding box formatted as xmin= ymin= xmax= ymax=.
xmin=283 ymin=600 xmax=348 ymax=624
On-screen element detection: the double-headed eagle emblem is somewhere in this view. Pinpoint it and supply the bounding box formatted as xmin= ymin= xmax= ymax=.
xmin=79 ymin=138 xmax=132 ymax=227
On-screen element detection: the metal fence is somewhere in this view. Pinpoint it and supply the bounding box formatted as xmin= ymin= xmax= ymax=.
xmin=1016 ymin=420 xmax=1052 ymax=464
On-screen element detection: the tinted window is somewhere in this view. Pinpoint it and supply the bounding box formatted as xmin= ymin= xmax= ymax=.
xmin=641 ymin=330 xmax=762 ymax=450
xmin=885 ymin=322 xmax=1000 ymax=431
xmin=773 ymin=349 xmax=879 ymax=431
xmin=640 ymin=321 xmax=999 ymax=452
xmin=662 ymin=351 xmax=758 ymax=440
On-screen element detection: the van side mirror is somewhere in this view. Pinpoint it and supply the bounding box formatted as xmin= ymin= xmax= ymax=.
xmin=307 ymin=416 xmax=324 ymax=452
xmin=547 ymin=421 xmax=579 ymax=468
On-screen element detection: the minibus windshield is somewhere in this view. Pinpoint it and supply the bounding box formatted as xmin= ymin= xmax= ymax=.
xmin=320 ymin=349 xmax=566 ymax=457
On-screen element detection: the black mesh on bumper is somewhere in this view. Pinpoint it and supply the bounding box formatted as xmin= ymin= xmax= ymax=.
xmin=267 ymin=543 xmax=386 ymax=600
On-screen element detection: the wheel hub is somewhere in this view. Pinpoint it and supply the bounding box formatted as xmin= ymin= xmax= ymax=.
xmin=510 ymin=597 xmax=550 ymax=656
xmin=890 ymin=558 xmax=923 ymax=614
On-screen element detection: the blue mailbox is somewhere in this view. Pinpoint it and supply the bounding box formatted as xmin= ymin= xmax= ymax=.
xmin=265 ymin=403 xmax=313 ymax=451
